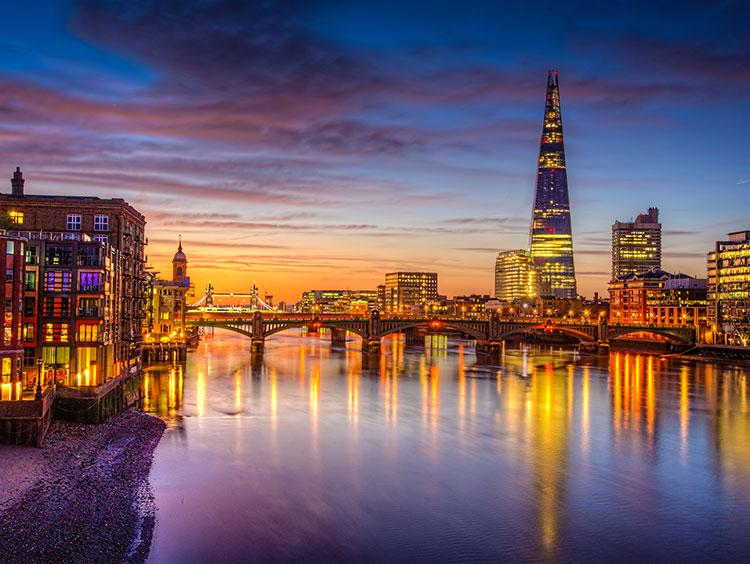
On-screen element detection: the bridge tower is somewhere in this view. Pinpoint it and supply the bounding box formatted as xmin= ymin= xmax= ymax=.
xmin=205 ymin=282 xmax=214 ymax=307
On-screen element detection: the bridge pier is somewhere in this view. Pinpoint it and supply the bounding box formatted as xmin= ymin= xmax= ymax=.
xmin=331 ymin=328 xmax=347 ymax=346
xmin=362 ymin=338 xmax=381 ymax=355
xmin=251 ymin=337 xmax=265 ymax=356
xmin=404 ymin=327 xmax=425 ymax=346
xmin=475 ymin=339 xmax=503 ymax=363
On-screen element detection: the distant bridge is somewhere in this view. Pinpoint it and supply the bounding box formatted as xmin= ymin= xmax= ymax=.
xmin=185 ymin=310 xmax=697 ymax=357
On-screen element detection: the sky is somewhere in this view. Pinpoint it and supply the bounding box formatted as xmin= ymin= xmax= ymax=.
xmin=0 ymin=0 xmax=748 ymax=303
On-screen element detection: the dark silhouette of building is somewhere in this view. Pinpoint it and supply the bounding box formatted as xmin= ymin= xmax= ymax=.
xmin=530 ymin=70 xmax=577 ymax=299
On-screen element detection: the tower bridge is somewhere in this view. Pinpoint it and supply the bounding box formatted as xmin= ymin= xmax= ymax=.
xmin=184 ymin=309 xmax=697 ymax=359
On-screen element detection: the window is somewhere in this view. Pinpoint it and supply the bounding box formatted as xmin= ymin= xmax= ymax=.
xmin=94 ymin=215 xmax=109 ymax=231
xmin=23 ymin=297 xmax=35 ymax=317
xmin=5 ymin=269 xmax=13 ymax=283
xmin=43 ymin=323 xmax=69 ymax=343
xmin=79 ymin=272 xmax=101 ymax=293
xmin=22 ymin=323 xmax=34 ymax=342
xmin=45 ymin=244 xmax=72 ymax=266
xmin=8 ymin=211 xmax=23 ymax=225
xmin=44 ymin=296 xmax=70 ymax=317
xmin=78 ymin=246 xmax=102 ymax=267
xmin=6 ymin=241 xmax=14 ymax=254
xmin=26 ymin=246 xmax=38 ymax=265
xmin=66 ymin=214 xmax=81 ymax=231
xmin=24 ymin=271 xmax=36 ymax=291
xmin=42 ymin=346 xmax=70 ymax=365
xmin=77 ymin=323 xmax=100 ymax=343
xmin=93 ymin=235 xmax=108 ymax=244
xmin=78 ymin=298 xmax=100 ymax=317
xmin=45 ymin=271 xmax=72 ymax=292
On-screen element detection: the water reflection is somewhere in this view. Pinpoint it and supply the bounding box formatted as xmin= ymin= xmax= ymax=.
xmin=146 ymin=330 xmax=750 ymax=562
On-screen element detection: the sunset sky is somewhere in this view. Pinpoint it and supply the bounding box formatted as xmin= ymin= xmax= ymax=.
xmin=1 ymin=1 xmax=748 ymax=303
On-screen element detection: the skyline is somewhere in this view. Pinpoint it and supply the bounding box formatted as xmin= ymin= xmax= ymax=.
xmin=1 ymin=1 xmax=749 ymax=301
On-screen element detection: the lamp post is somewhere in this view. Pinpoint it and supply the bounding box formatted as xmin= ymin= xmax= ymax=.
xmin=35 ymin=358 xmax=43 ymax=400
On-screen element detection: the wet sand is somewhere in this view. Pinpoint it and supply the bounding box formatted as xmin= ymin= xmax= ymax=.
xmin=0 ymin=410 xmax=165 ymax=563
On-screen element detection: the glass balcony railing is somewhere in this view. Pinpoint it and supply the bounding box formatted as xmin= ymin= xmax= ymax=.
xmin=77 ymin=308 xmax=102 ymax=318
xmin=79 ymin=284 xmax=105 ymax=293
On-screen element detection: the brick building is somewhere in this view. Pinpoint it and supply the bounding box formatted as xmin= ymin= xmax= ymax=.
xmin=0 ymin=168 xmax=146 ymax=387
xmin=0 ymin=234 xmax=25 ymax=399
xmin=609 ymin=269 xmax=707 ymax=327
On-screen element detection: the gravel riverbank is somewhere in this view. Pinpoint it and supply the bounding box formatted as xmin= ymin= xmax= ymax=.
xmin=0 ymin=410 xmax=166 ymax=563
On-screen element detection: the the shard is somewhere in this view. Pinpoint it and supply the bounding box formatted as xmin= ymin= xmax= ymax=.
xmin=529 ymin=70 xmax=577 ymax=299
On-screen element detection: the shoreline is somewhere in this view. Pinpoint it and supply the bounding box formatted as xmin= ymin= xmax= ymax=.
xmin=0 ymin=409 xmax=166 ymax=563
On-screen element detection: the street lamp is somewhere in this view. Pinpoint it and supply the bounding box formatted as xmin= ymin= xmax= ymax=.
xmin=35 ymin=358 xmax=43 ymax=400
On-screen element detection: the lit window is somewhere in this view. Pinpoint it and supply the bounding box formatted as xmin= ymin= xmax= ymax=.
xmin=8 ymin=211 xmax=23 ymax=225
xmin=66 ymin=214 xmax=81 ymax=231
xmin=94 ymin=215 xmax=109 ymax=232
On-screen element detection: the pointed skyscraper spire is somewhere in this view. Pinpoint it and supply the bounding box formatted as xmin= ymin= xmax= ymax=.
xmin=529 ymin=70 xmax=577 ymax=298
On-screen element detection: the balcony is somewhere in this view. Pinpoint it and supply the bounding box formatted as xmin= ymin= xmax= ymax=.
xmin=78 ymin=256 xmax=104 ymax=267
xmin=77 ymin=308 xmax=102 ymax=319
xmin=79 ymin=285 xmax=105 ymax=294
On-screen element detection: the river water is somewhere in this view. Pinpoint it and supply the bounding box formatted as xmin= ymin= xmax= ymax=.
xmin=143 ymin=330 xmax=750 ymax=562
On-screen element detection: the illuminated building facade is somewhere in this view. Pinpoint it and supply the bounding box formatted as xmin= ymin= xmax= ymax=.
xmin=300 ymin=289 xmax=378 ymax=314
xmin=0 ymin=168 xmax=146 ymax=386
xmin=384 ymin=272 xmax=438 ymax=315
xmin=144 ymin=241 xmax=191 ymax=343
xmin=529 ymin=71 xmax=577 ymax=299
xmin=609 ymin=269 xmax=706 ymax=327
xmin=708 ymin=230 xmax=750 ymax=345
xmin=612 ymin=208 xmax=662 ymax=279
xmin=0 ymin=235 xmax=25 ymax=400
xmin=646 ymin=275 xmax=707 ymax=327
xmin=495 ymin=250 xmax=537 ymax=302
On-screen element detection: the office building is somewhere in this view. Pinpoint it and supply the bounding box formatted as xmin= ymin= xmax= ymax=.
xmin=384 ymin=272 xmax=438 ymax=315
xmin=495 ymin=250 xmax=537 ymax=301
xmin=612 ymin=208 xmax=662 ymax=279
xmin=708 ymin=230 xmax=750 ymax=344
xmin=529 ymin=71 xmax=577 ymax=299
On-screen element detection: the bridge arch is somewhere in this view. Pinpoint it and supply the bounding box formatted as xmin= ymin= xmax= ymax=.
xmin=263 ymin=321 xmax=368 ymax=339
xmin=497 ymin=324 xmax=596 ymax=343
xmin=607 ymin=327 xmax=693 ymax=344
xmin=378 ymin=321 xmax=487 ymax=342
xmin=187 ymin=321 xmax=255 ymax=339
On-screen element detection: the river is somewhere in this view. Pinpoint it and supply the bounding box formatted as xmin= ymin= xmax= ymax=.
xmin=142 ymin=330 xmax=750 ymax=562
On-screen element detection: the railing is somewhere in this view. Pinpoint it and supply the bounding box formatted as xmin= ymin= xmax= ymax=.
xmin=77 ymin=308 xmax=102 ymax=318
xmin=77 ymin=256 xmax=104 ymax=267
xmin=79 ymin=284 xmax=105 ymax=293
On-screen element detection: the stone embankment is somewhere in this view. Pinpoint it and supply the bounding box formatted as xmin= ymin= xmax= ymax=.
xmin=0 ymin=410 xmax=165 ymax=563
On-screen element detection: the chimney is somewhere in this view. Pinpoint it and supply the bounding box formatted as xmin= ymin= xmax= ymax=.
xmin=11 ymin=167 xmax=24 ymax=197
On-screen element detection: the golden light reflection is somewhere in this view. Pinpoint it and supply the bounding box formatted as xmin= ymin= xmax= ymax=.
xmin=680 ymin=366 xmax=689 ymax=462
xmin=310 ymin=366 xmax=320 ymax=422
xmin=348 ymin=365 xmax=359 ymax=424
xmin=646 ymin=357 xmax=655 ymax=444
xmin=430 ymin=363 xmax=440 ymax=432
xmin=270 ymin=367 xmax=278 ymax=422
xmin=234 ymin=369 xmax=242 ymax=414
xmin=581 ymin=366 xmax=590 ymax=454
xmin=196 ymin=369 xmax=206 ymax=417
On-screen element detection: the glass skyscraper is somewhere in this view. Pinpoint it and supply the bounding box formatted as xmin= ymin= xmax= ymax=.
xmin=529 ymin=71 xmax=577 ymax=299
